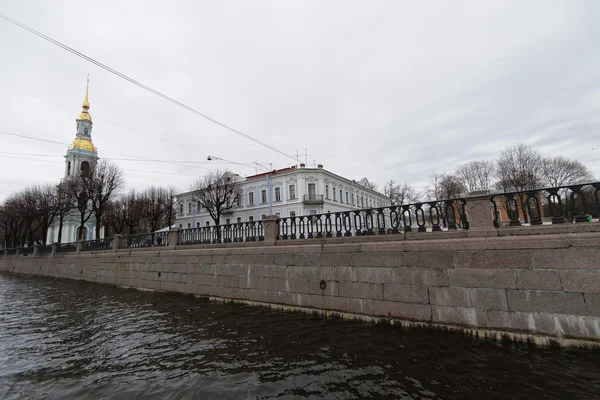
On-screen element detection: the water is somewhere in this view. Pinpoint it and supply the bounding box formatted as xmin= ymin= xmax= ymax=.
xmin=0 ymin=274 xmax=599 ymax=399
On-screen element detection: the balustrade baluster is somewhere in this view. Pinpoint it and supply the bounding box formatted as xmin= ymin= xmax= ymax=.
xmin=415 ymin=203 xmax=426 ymax=232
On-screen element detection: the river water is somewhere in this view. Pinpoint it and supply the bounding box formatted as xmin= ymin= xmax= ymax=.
xmin=0 ymin=274 xmax=599 ymax=399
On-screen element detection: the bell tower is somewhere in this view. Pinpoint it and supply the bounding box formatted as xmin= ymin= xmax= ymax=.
xmin=64 ymin=79 xmax=98 ymax=179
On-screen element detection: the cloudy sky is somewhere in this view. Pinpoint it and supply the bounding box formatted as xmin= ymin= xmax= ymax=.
xmin=1 ymin=1 xmax=599 ymax=201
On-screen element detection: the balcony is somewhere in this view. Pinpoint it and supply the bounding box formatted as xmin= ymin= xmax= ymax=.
xmin=303 ymin=194 xmax=324 ymax=204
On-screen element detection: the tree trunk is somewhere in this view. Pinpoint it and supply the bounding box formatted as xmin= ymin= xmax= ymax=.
xmin=57 ymin=215 xmax=64 ymax=244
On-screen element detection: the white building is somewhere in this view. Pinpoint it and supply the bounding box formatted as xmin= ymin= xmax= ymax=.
xmin=175 ymin=164 xmax=390 ymax=229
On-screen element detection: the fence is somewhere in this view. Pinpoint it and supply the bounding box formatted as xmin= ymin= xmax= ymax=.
xmin=81 ymin=238 xmax=113 ymax=252
xmin=492 ymin=182 xmax=600 ymax=227
xmin=178 ymin=221 xmax=264 ymax=245
xmin=277 ymin=201 xmax=468 ymax=239
xmin=119 ymin=231 xmax=169 ymax=249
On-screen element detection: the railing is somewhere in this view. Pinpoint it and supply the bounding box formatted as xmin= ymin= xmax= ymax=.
xmin=303 ymin=194 xmax=324 ymax=202
xmin=4 ymin=248 xmax=17 ymax=257
xmin=119 ymin=232 xmax=169 ymax=249
xmin=179 ymin=221 xmax=264 ymax=245
xmin=57 ymin=242 xmax=77 ymax=254
xmin=37 ymin=245 xmax=54 ymax=255
xmin=278 ymin=201 xmax=468 ymax=239
xmin=17 ymin=246 xmax=32 ymax=256
xmin=82 ymin=238 xmax=113 ymax=252
xmin=491 ymin=182 xmax=600 ymax=227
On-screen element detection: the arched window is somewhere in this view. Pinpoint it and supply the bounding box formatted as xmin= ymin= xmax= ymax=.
xmin=80 ymin=161 xmax=90 ymax=177
xmin=77 ymin=225 xmax=88 ymax=241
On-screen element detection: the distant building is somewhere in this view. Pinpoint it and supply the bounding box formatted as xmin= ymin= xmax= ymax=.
xmin=175 ymin=164 xmax=390 ymax=228
xmin=47 ymin=81 xmax=104 ymax=243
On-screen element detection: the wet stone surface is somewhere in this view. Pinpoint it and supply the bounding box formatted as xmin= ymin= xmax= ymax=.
xmin=1 ymin=273 xmax=599 ymax=399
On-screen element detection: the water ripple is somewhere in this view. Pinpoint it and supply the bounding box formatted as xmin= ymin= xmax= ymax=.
xmin=1 ymin=274 xmax=599 ymax=399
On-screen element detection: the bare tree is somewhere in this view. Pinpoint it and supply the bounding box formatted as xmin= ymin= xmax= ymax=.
xmin=164 ymin=186 xmax=177 ymax=229
xmin=496 ymin=143 xmax=544 ymax=222
xmin=64 ymin=177 xmax=94 ymax=240
xmin=54 ymin=183 xmax=72 ymax=244
xmin=383 ymin=180 xmax=419 ymax=205
xmin=139 ymin=186 xmax=172 ymax=232
xmin=456 ymin=161 xmax=495 ymax=193
xmin=33 ymin=184 xmax=58 ymax=245
xmin=541 ymin=156 xmax=594 ymax=187
xmin=85 ymin=160 xmax=125 ymax=239
xmin=190 ymin=170 xmax=242 ymax=226
xmin=426 ymin=173 xmax=465 ymax=201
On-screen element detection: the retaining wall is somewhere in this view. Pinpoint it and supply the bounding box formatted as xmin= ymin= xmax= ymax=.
xmin=2 ymin=228 xmax=600 ymax=347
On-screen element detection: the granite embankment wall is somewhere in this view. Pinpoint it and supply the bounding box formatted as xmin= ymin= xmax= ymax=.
xmin=2 ymin=227 xmax=600 ymax=347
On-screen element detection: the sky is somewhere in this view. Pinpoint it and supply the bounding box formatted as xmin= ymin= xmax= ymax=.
xmin=1 ymin=1 xmax=599 ymax=201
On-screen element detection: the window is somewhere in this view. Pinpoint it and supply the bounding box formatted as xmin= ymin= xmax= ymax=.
xmin=308 ymin=183 xmax=316 ymax=200
xmin=187 ymin=223 xmax=191 ymax=229
xmin=225 ymin=218 xmax=230 ymax=225
xmin=179 ymin=204 xmax=184 ymax=215
xmin=237 ymin=217 xmax=242 ymax=223
xmin=325 ymin=185 xmax=329 ymax=199
xmin=248 ymin=192 xmax=254 ymax=205
xmin=275 ymin=187 xmax=281 ymax=202
xmin=289 ymin=185 xmax=296 ymax=199
xmin=196 ymin=222 xmax=200 ymax=228
xmin=261 ymin=214 xmax=266 ymax=220
xmin=346 ymin=192 xmax=349 ymax=204
xmin=290 ymin=211 xmax=296 ymax=218
xmin=206 ymin=221 xmax=210 ymax=227
xmin=340 ymin=189 xmax=343 ymax=203
xmin=67 ymin=161 xmax=71 ymax=176
xmin=197 ymin=201 xmax=201 ymax=210
xmin=179 ymin=224 xmax=182 ymax=229
xmin=80 ymin=161 xmax=90 ymax=177
xmin=261 ymin=189 xmax=267 ymax=204
xmin=249 ymin=216 xmax=254 ymax=222
xmin=361 ymin=197 xmax=364 ymax=208
xmin=333 ymin=189 xmax=336 ymax=201
xmin=188 ymin=203 xmax=192 ymax=214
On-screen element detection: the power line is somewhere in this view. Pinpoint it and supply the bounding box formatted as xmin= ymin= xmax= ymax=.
xmin=0 ymin=130 xmax=201 ymax=169
xmin=0 ymin=82 xmax=196 ymax=153
xmin=0 ymin=13 xmax=296 ymax=162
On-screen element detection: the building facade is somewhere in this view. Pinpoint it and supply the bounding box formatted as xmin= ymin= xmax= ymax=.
xmin=47 ymin=81 xmax=104 ymax=244
xmin=175 ymin=164 xmax=390 ymax=229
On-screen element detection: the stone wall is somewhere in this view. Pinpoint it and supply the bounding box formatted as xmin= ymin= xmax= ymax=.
xmin=2 ymin=227 xmax=600 ymax=347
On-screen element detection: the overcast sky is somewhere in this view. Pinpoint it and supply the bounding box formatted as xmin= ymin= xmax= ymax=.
xmin=1 ymin=1 xmax=599 ymax=201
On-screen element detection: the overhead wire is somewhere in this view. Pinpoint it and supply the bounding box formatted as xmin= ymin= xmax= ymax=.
xmin=0 ymin=13 xmax=296 ymax=162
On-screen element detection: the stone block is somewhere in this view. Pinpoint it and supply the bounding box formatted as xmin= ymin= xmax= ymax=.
xmin=339 ymin=281 xmax=383 ymax=300
xmin=216 ymin=275 xmax=239 ymax=288
xmin=193 ymin=274 xmax=216 ymax=286
xmin=429 ymin=287 xmax=508 ymax=311
xmin=351 ymin=252 xmax=403 ymax=268
xmin=307 ymin=280 xmax=339 ymax=297
xmin=383 ymin=284 xmax=429 ymax=304
xmin=285 ymin=266 xmax=333 ymax=281
xmin=345 ymin=298 xmax=375 ymax=315
xmin=516 ymin=269 xmax=562 ymax=291
xmin=448 ymin=269 xmax=516 ymax=289
xmin=560 ymin=270 xmax=600 ymax=293
xmin=507 ymin=290 xmax=586 ymax=315
xmin=584 ymin=293 xmax=600 ymax=317
xmin=372 ymin=300 xmax=432 ymax=322
xmin=454 ymin=250 xmax=531 ymax=270
xmin=318 ymin=252 xmax=352 ymax=266
xmin=354 ymin=267 xmax=396 ymax=284
xmin=404 ymin=251 xmax=454 ymax=269
xmin=333 ymin=266 xmax=358 ymax=282
xmin=432 ymin=305 xmax=487 ymax=327
xmin=486 ymin=310 xmax=557 ymax=336
xmin=279 ymin=279 xmax=310 ymax=294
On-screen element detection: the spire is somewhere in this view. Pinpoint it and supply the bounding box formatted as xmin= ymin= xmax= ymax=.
xmin=77 ymin=78 xmax=92 ymax=123
xmin=82 ymin=78 xmax=90 ymax=110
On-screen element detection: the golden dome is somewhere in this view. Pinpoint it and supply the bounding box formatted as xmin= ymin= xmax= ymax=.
xmin=78 ymin=111 xmax=92 ymax=122
xmin=69 ymin=138 xmax=97 ymax=153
